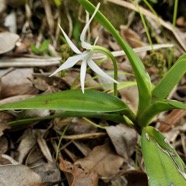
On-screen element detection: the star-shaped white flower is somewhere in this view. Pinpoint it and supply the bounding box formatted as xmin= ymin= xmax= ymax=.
xmin=50 ymin=3 xmax=118 ymax=93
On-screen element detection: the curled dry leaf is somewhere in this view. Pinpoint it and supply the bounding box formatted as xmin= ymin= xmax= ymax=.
xmin=36 ymin=130 xmax=53 ymax=163
xmin=0 ymin=32 xmax=19 ymax=54
xmin=17 ymin=129 xmax=37 ymax=163
xmin=59 ymin=156 xmax=98 ymax=186
xmin=75 ymin=143 xmax=124 ymax=178
xmin=106 ymin=124 xmax=138 ymax=159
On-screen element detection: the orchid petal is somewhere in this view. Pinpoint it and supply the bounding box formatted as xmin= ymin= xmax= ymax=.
xmin=50 ymin=53 xmax=86 ymax=77
xmin=80 ymin=3 xmax=100 ymax=49
xmin=80 ymin=60 xmax=87 ymax=93
xmin=58 ymin=24 xmax=81 ymax=54
xmin=87 ymin=59 xmax=119 ymax=84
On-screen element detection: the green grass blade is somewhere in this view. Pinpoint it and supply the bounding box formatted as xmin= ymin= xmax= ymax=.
xmin=152 ymin=54 xmax=186 ymax=100
xmin=141 ymin=126 xmax=186 ymax=186
xmin=0 ymin=89 xmax=129 ymax=113
xmin=78 ymin=0 xmax=152 ymax=116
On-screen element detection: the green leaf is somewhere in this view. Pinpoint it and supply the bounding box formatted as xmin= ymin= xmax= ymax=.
xmin=152 ymin=54 xmax=186 ymax=100
xmin=0 ymin=89 xmax=130 ymax=113
xmin=39 ymin=39 xmax=50 ymax=54
xmin=138 ymin=99 xmax=186 ymax=127
xmin=78 ymin=0 xmax=152 ymax=117
xmin=31 ymin=45 xmax=39 ymax=54
xmin=141 ymin=126 xmax=186 ymax=186
xmin=7 ymin=111 xmax=126 ymax=129
xmin=53 ymin=0 xmax=63 ymax=7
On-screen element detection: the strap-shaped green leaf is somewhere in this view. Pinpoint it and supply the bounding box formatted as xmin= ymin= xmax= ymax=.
xmin=141 ymin=126 xmax=186 ymax=186
xmin=78 ymin=0 xmax=152 ymax=117
xmin=138 ymin=99 xmax=186 ymax=127
xmin=152 ymin=54 xmax=186 ymax=100
xmin=0 ymin=89 xmax=130 ymax=113
xmin=7 ymin=111 xmax=127 ymax=129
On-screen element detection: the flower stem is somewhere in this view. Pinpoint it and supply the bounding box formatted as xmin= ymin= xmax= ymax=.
xmin=92 ymin=46 xmax=118 ymax=97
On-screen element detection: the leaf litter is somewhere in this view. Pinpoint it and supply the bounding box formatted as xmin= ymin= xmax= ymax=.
xmin=0 ymin=0 xmax=186 ymax=185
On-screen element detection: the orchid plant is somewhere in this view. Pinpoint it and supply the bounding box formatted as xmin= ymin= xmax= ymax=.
xmin=1 ymin=0 xmax=186 ymax=185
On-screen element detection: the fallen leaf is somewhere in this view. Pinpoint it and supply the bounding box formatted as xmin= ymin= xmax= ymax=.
xmin=36 ymin=130 xmax=53 ymax=163
xmin=0 ymin=68 xmax=38 ymax=98
xmin=59 ymin=156 xmax=98 ymax=186
xmin=119 ymin=85 xmax=139 ymax=113
xmin=0 ymin=155 xmax=42 ymax=186
xmin=106 ymin=124 xmax=138 ymax=159
xmin=120 ymin=25 xmax=143 ymax=49
xmin=0 ymin=32 xmax=19 ymax=54
xmin=17 ymin=129 xmax=37 ymax=163
xmin=33 ymin=162 xmax=61 ymax=184
xmin=76 ymin=143 xmax=124 ymax=178
xmin=32 ymin=74 xmax=69 ymax=92
xmin=158 ymin=109 xmax=186 ymax=132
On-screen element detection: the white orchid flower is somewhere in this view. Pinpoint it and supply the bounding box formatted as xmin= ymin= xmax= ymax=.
xmin=50 ymin=3 xmax=118 ymax=93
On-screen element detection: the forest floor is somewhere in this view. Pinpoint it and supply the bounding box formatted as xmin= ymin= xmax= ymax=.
xmin=0 ymin=0 xmax=186 ymax=186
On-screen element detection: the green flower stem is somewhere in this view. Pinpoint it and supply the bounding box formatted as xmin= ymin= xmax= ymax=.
xmin=78 ymin=0 xmax=152 ymax=119
xmin=173 ymin=0 xmax=179 ymax=27
xmin=92 ymin=45 xmax=118 ymax=97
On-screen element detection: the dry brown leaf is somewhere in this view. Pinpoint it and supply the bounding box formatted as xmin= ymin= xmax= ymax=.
xmin=59 ymin=156 xmax=98 ymax=186
xmin=0 ymin=111 xmax=12 ymax=136
xmin=17 ymin=129 xmax=37 ymax=163
xmin=25 ymin=146 xmax=44 ymax=167
xmin=0 ymin=32 xmax=19 ymax=54
xmin=158 ymin=109 xmax=186 ymax=132
xmin=75 ymin=143 xmax=124 ymax=178
xmin=0 ymin=155 xmax=42 ymax=186
xmin=0 ymin=68 xmax=38 ymax=98
xmin=67 ymin=118 xmax=97 ymax=135
xmin=32 ymin=74 xmax=69 ymax=92
xmin=120 ymin=25 xmax=144 ymax=49
xmin=32 ymin=162 xmax=61 ymax=184
xmin=119 ymin=85 xmax=139 ymax=113
xmin=36 ymin=130 xmax=53 ymax=163
xmin=0 ymin=136 xmax=8 ymax=154
xmin=106 ymin=124 xmax=137 ymax=159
